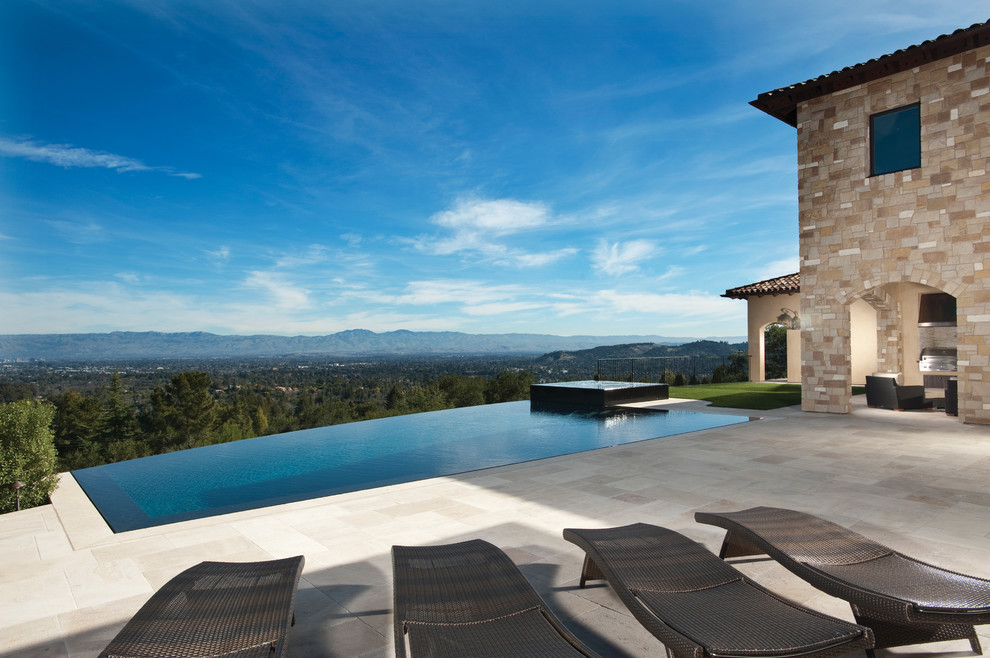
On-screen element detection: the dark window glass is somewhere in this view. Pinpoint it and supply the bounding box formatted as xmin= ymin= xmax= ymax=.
xmin=870 ymin=103 xmax=921 ymax=176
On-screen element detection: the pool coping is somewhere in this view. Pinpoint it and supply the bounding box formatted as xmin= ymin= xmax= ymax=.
xmin=51 ymin=398 xmax=769 ymax=549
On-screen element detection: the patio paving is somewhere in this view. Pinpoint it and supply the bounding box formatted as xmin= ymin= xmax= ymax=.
xmin=2 ymin=395 xmax=990 ymax=657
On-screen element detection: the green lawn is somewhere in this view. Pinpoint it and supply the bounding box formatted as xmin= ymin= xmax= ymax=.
xmin=669 ymin=382 xmax=865 ymax=410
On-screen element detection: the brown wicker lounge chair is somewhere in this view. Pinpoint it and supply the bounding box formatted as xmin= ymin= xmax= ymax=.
xmin=696 ymin=507 xmax=990 ymax=656
xmin=563 ymin=523 xmax=873 ymax=658
xmin=392 ymin=539 xmax=602 ymax=657
xmin=99 ymin=555 xmax=304 ymax=658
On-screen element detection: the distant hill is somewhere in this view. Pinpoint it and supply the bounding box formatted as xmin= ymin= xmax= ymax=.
xmin=533 ymin=340 xmax=748 ymax=374
xmin=0 ymin=330 xmax=746 ymax=361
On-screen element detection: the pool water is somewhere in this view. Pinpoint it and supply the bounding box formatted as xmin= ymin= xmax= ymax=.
xmin=73 ymin=401 xmax=749 ymax=532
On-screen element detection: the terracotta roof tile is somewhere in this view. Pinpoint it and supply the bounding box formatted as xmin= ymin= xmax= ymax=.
xmin=722 ymin=273 xmax=800 ymax=299
xmin=752 ymin=20 xmax=990 ymax=126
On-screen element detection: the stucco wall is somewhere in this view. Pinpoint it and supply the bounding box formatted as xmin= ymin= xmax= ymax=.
xmin=796 ymin=45 xmax=990 ymax=422
xmin=849 ymin=297 xmax=878 ymax=385
xmin=743 ymin=292 xmax=800 ymax=382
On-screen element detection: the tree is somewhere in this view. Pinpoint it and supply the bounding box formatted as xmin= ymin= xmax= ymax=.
xmin=147 ymin=371 xmax=220 ymax=449
xmin=0 ymin=401 xmax=59 ymax=513
xmin=102 ymin=371 xmax=138 ymax=444
xmin=764 ymin=324 xmax=788 ymax=379
xmin=484 ymin=370 xmax=535 ymax=404
xmin=437 ymin=374 xmax=486 ymax=407
xmin=53 ymin=390 xmax=103 ymax=470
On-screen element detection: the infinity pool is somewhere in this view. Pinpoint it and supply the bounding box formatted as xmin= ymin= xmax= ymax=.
xmin=73 ymin=401 xmax=749 ymax=532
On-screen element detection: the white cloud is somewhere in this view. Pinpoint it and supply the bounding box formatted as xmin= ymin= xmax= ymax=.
xmin=754 ymin=257 xmax=800 ymax=282
xmin=206 ymin=246 xmax=231 ymax=262
xmin=243 ymin=271 xmax=311 ymax=308
xmin=500 ymin=248 xmax=579 ymax=268
xmin=592 ymin=239 xmax=658 ymax=276
xmin=432 ymin=197 xmax=550 ymax=233
xmin=274 ymin=244 xmax=328 ymax=268
xmin=411 ymin=197 xmax=574 ymax=268
xmin=395 ymin=279 xmax=521 ymax=306
xmin=46 ymin=220 xmax=106 ymax=244
xmin=594 ymin=290 xmax=738 ymax=320
xmin=657 ymin=266 xmax=685 ymax=282
xmin=462 ymin=301 xmax=545 ymax=316
xmin=0 ymin=136 xmax=200 ymax=178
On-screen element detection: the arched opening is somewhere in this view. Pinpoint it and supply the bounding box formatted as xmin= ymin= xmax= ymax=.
xmin=849 ymin=282 xmax=956 ymax=393
xmin=764 ymin=323 xmax=787 ymax=381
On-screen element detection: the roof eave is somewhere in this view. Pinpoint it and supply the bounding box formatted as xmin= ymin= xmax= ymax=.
xmin=751 ymin=20 xmax=990 ymax=127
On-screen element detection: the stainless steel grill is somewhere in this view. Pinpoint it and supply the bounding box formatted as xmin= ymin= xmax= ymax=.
xmin=919 ymin=347 xmax=956 ymax=372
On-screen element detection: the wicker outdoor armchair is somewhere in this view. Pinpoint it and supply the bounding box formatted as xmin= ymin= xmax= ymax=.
xmin=99 ymin=555 xmax=305 ymax=658
xmin=563 ymin=523 xmax=873 ymax=658
xmin=696 ymin=507 xmax=990 ymax=656
xmin=392 ymin=539 xmax=602 ymax=657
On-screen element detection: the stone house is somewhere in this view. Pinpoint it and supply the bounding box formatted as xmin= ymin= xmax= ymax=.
xmin=722 ymin=272 xmax=881 ymax=387
xmin=748 ymin=21 xmax=990 ymax=423
xmin=722 ymin=273 xmax=802 ymax=384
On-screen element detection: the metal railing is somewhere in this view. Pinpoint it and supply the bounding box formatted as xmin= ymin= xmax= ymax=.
xmin=595 ymin=354 xmax=748 ymax=384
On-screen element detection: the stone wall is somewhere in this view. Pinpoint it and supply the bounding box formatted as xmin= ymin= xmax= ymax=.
xmin=796 ymin=45 xmax=990 ymax=423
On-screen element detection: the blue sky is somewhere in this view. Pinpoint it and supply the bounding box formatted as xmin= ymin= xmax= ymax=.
xmin=2 ymin=2 xmax=987 ymax=338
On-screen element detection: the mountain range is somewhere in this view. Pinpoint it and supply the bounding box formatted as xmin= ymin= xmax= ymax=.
xmin=0 ymin=330 xmax=746 ymax=361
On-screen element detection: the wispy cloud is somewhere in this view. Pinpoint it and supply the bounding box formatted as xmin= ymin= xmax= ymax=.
xmin=591 ymin=239 xmax=659 ymax=276
xmin=243 ymin=271 xmax=311 ymax=308
xmin=274 ymin=244 xmax=328 ymax=268
xmin=394 ymin=279 xmax=522 ymax=306
xmin=411 ymin=197 xmax=578 ymax=268
xmin=206 ymin=246 xmax=231 ymax=262
xmin=754 ymin=257 xmax=800 ymax=282
xmin=503 ymin=248 xmax=579 ymax=268
xmin=46 ymin=219 xmax=106 ymax=244
xmin=0 ymin=136 xmax=200 ymax=178
xmin=432 ymin=197 xmax=551 ymax=234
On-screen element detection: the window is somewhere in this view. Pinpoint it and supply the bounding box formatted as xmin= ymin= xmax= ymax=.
xmin=870 ymin=103 xmax=921 ymax=176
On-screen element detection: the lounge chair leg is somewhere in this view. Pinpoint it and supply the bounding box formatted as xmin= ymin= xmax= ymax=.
xmin=971 ymin=634 xmax=982 ymax=655
xmin=579 ymin=555 xmax=605 ymax=587
xmin=865 ymin=649 xmax=876 ymax=658
xmin=717 ymin=533 xmax=730 ymax=559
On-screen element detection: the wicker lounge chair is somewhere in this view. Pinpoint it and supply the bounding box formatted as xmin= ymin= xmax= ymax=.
xmin=696 ymin=507 xmax=990 ymax=656
xmin=99 ymin=555 xmax=304 ymax=658
xmin=392 ymin=539 xmax=602 ymax=657
xmin=563 ymin=523 xmax=873 ymax=658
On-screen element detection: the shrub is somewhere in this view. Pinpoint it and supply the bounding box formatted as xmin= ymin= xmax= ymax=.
xmin=0 ymin=400 xmax=60 ymax=513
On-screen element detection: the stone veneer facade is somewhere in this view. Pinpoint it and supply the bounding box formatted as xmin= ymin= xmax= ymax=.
xmin=795 ymin=43 xmax=990 ymax=422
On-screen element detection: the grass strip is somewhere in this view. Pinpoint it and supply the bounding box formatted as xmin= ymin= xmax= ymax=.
xmin=669 ymin=382 xmax=866 ymax=410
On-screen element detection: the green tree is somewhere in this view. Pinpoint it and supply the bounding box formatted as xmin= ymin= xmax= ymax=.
xmin=252 ymin=405 xmax=269 ymax=435
xmin=385 ymin=384 xmax=406 ymax=412
xmin=0 ymin=382 xmax=37 ymax=403
xmin=484 ymin=370 xmax=535 ymax=404
xmin=0 ymin=400 xmax=59 ymax=513
xmin=764 ymin=324 xmax=788 ymax=380
xmin=437 ymin=374 xmax=486 ymax=407
xmin=148 ymin=371 xmax=220 ymax=449
xmin=53 ymin=390 xmax=103 ymax=469
xmin=102 ymin=371 xmax=138 ymax=444
xmin=405 ymin=384 xmax=452 ymax=413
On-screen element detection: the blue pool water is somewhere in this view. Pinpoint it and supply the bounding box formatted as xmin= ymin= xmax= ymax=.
xmin=73 ymin=401 xmax=749 ymax=532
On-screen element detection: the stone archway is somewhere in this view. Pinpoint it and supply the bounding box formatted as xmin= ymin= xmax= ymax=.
xmin=817 ymin=269 xmax=965 ymax=416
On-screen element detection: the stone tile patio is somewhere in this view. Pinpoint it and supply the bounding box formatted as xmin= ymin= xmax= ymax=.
xmin=2 ymin=396 xmax=990 ymax=657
